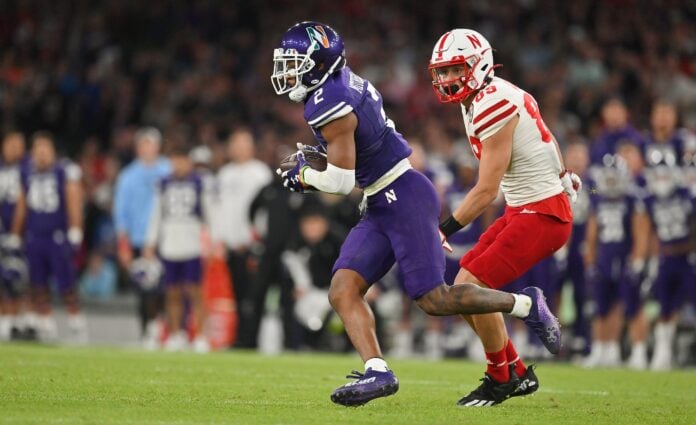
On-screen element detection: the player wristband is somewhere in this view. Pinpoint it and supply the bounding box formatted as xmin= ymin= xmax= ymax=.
xmin=439 ymin=215 xmax=463 ymax=238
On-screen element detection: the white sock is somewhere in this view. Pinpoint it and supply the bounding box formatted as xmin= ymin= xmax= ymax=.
xmin=68 ymin=313 xmax=87 ymax=331
xmin=632 ymin=342 xmax=647 ymax=358
xmin=365 ymin=357 xmax=389 ymax=372
xmin=655 ymin=321 xmax=676 ymax=346
xmin=510 ymin=294 xmax=532 ymax=318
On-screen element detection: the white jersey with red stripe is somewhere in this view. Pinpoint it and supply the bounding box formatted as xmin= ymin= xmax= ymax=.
xmin=461 ymin=76 xmax=564 ymax=207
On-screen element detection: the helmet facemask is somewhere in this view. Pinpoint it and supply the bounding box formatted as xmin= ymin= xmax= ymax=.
xmin=271 ymin=41 xmax=318 ymax=98
xmin=429 ymin=53 xmax=490 ymax=103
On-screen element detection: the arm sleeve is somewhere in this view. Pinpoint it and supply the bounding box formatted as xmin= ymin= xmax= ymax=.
xmin=281 ymin=250 xmax=314 ymax=290
xmin=302 ymin=163 xmax=356 ymax=195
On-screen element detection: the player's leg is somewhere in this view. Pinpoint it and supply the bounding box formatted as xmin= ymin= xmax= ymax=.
xmin=328 ymin=218 xmax=399 ymax=406
xmin=653 ymin=255 xmax=694 ymax=370
xmin=569 ymin=245 xmax=590 ymax=354
xmin=162 ymin=260 xmax=186 ymax=351
xmin=51 ymin=238 xmax=86 ymax=344
xmin=25 ymin=238 xmax=56 ymax=342
xmin=431 ymin=212 xmax=569 ymax=406
xmin=651 ymin=257 xmax=678 ymax=370
xmin=585 ymin=266 xmax=621 ymax=367
xmin=183 ymin=258 xmax=209 ymax=353
xmin=416 ymin=212 xmax=570 ymax=353
xmin=622 ymin=265 xmax=648 ymax=370
xmin=0 ymin=286 xmax=8 ymax=340
xmin=330 ymin=269 xmax=383 ymax=360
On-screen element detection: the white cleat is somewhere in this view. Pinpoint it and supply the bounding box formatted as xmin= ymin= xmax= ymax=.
xmin=0 ymin=316 xmax=10 ymax=341
xmin=192 ymin=336 xmax=211 ymax=354
xmin=164 ymin=331 xmax=189 ymax=352
xmin=38 ymin=315 xmax=59 ymax=343
xmin=67 ymin=314 xmax=89 ymax=345
xmin=626 ymin=343 xmax=648 ymax=370
xmin=582 ymin=342 xmax=605 ymax=368
xmin=142 ymin=320 xmax=162 ymax=351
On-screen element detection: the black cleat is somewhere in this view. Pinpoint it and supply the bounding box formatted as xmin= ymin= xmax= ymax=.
xmin=510 ymin=364 xmax=539 ymax=398
xmin=456 ymin=373 xmax=519 ymax=407
xmin=9 ymin=326 xmax=22 ymax=341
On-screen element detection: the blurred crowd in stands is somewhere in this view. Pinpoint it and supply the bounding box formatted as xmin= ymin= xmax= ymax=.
xmin=0 ymin=1 xmax=695 ymax=367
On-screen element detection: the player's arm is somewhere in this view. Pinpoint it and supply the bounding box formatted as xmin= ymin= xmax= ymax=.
xmin=143 ymin=193 xmax=161 ymax=259
xmin=65 ymin=177 xmax=84 ymax=248
xmin=300 ymin=113 xmax=357 ymax=195
xmin=113 ymin=174 xmax=134 ymax=266
xmin=584 ymin=213 xmax=598 ymax=267
xmin=629 ymin=209 xmax=651 ymax=269
xmin=9 ymin=190 xmax=26 ymax=241
xmin=441 ymin=115 xmax=516 ymax=234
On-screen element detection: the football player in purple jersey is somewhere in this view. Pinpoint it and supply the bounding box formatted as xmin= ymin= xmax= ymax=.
xmin=557 ymin=142 xmax=592 ymax=355
xmin=0 ymin=132 xmax=28 ymax=340
xmin=271 ymin=21 xmax=561 ymax=406
xmin=590 ymin=98 xmax=647 ymax=165
xmin=583 ymin=152 xmax=650 ymax=369
xmin=143 ymin=145 xmax=212 ymax=353
xmin=10 ymin=132 xmax=86 ymax=342
xmin=639 ymin=155 xmax=696 ymax=370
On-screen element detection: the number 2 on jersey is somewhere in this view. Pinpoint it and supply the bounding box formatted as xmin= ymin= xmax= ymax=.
xmin=523 ymin=93 xmax=552 ymax=143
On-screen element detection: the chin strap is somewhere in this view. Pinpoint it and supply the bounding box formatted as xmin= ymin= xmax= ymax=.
xmin=289 ymin=85 xmax=308 ymax=102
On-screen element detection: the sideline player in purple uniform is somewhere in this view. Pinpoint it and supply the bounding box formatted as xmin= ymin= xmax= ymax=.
xmin=10 ymin=132 xmax=85 ymax=342
xmin=644 ymin=100 xmax=696 ymax=167
xmin=0 ymin=132 xmax=28 ymax=340
xmin=557 ymin=142 xmax=592 ymax=354
xmin=144 ymin=146 xmax=211 ymax=353
xmin=590 ymin=98 xmax=647 ymax=165
xmin=583 ymin=153 xmax=650 ymax=368
xmin=640 ymin=157 xmax=696 ymax=370
xmin=271 ymin=21 xmax=560 ymax=406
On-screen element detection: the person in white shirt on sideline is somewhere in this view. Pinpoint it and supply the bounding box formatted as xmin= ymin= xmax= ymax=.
xmin=216 ymin=128 xmax=272 ymax=347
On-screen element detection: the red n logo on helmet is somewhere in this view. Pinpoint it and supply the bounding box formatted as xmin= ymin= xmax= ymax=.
xmin=435 ymin=32 xmax=451 ymax=60
xmin=467 ymin=34 xmax=482 ymax=49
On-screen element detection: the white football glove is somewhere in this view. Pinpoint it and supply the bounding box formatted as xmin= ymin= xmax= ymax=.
xmin=560 ymin=170 xmax=582 ymax=203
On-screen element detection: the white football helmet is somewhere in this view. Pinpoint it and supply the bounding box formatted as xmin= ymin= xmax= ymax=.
xmin=429 ymin=29 xmax=496 ymax=103
xmin=130 ymin=257 xmax=163 ymax=291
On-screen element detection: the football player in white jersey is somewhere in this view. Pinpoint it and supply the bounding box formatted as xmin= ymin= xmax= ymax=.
xmin=430 ymin=29 xmax=582 ymax=406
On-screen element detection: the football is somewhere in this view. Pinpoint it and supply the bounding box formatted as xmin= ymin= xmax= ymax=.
xmin=278 ymin=148 xmax=328 ymax=172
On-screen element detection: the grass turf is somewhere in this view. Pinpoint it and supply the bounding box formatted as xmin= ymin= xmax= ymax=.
xmin=1 ymin=343 xmax=694 ymax=425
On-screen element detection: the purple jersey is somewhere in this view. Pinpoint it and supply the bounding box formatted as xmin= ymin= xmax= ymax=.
xmin=157 ymin=173 xmax=204 ymax=220
xmin=587 ymin=166 xmax=638 ymax=259
xmin=641 ymin=187 xmax=693 ymax=248
xmin=590 ymin=125 xmax=646 ymax=165
xmin=21 ymin=159 xmax=81 ymax=237
xmin=643 ymin=135 xmax=684 ymax=167
xmin=303 ymin=66 xmax=412 ymax=188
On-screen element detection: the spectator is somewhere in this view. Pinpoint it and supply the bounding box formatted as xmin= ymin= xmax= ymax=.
xmin=216 ymin=127 xmax=272 ymax=347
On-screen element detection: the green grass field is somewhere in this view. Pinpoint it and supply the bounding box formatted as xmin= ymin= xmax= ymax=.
xmin=1 ymin=343 xmax=694 ymax=425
